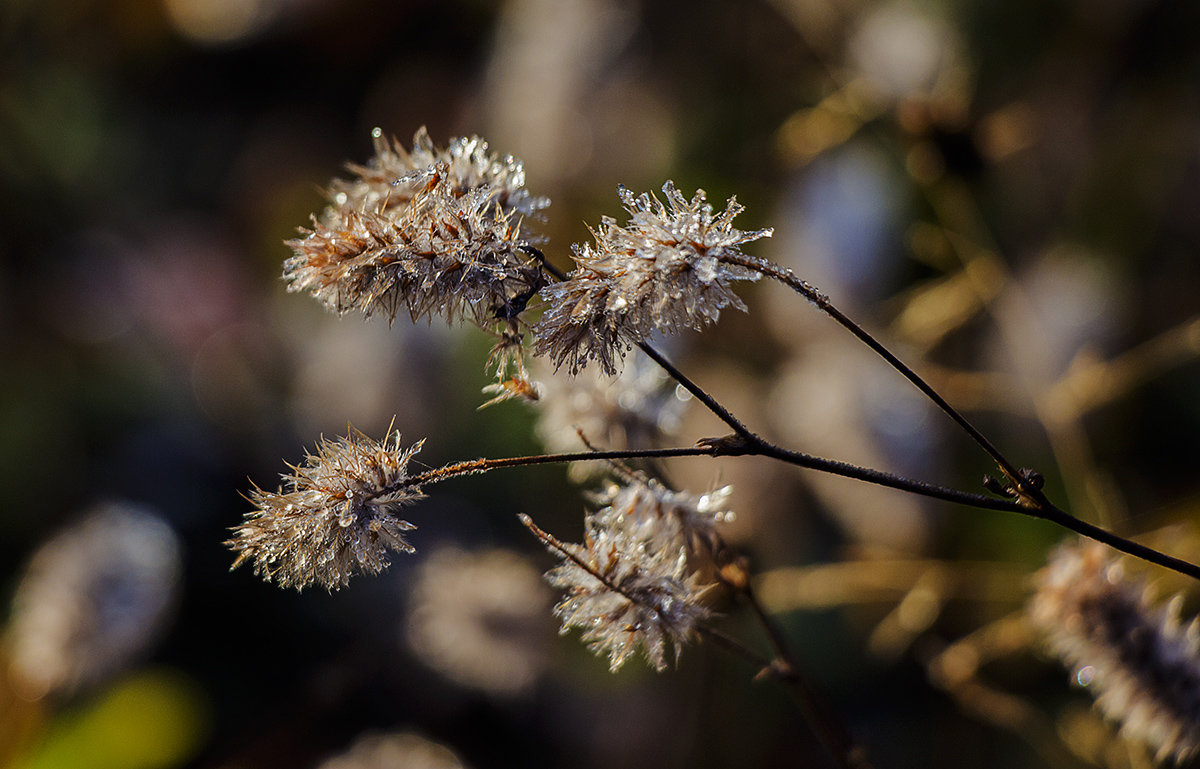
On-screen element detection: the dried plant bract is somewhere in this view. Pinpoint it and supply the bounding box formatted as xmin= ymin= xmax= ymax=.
xmin=284 ymin=128 xmax=549 ymax=329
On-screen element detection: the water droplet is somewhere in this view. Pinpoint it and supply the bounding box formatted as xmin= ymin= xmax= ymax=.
xmin=1077 ymin=665 xmax=1096 ymax=686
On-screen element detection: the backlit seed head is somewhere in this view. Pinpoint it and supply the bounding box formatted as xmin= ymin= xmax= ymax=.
xmin=1029 ymin=540 xmax=1200 ymax=763
xmin=533 ymin=182 xmax=771 ymax=375
xmin=228 ymin=428 xmax=426 ymax=591
xmin=284 ymin=129 xmax=549 ymax=328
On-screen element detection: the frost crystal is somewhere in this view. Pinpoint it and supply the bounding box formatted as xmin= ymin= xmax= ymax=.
xmin=1029 ymin=540 xmax=1200 ymax=763
xmin=228 ymin=428 xmax=426 ymax=591
xmin=534 ymin=182 xmax=771 ymax=374
xmin=332 ymin=126 xmax=548 ymax=221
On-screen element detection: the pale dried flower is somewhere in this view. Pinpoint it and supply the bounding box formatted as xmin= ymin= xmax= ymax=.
xmin=534 ymin=182 xmax=771 ymax=374
xmin=228 ymin=428 xmax=426 ymax=591
xmin=317 ymin=731 xmax=468 ymax=769
xmin=589 ymin=475 xmax=735 ymax=559
xmin=6 ymin=503 xmax=181 ymax=700
xmin=284 ymin=129 xmax=549 ymax=328
xmin=534 ymin=351 xmax=687 ymax=480
xmin=1028 ymin=540 xmax=1200 ymax=763
xmin=405 ymin=546 xmax=552 ymax=696
xmin=521 ymin=513 xmax=711 ymax=672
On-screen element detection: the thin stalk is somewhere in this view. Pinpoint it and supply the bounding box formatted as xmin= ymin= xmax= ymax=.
xmin=393 ymin=441 xmax=1200 ymax=580
xmin=636 ymin=341 xmax=756 ymax=440
xmin=402 ymin=446 xmax=712 ymax=489
xmin=517 ymin=245 xmax=1200 ymax=578
xmin=721 ymin=252 xmax=1032 ymax=495
xmin=738 ymin=581 xmax=873 ymax=769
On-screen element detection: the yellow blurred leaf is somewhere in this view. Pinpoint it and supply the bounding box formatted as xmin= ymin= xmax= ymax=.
xmin=13 ymin=670 xmax=207 ymax=769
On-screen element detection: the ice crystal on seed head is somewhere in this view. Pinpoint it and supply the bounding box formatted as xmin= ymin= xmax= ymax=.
xmin=521 ymin=514 xmax=711 ymax=672
xmin=1028 ymin=540 xmax=1200 ymax=763
xmin=533 ymin=182 xmax=771 ymax=375
xmin=284 ymin=128 xmax=548 ymax=328
xmin=331 ymin=126 xmax=548 ymax=221
xmin=228 ymin=428 xmax=426 ymax=591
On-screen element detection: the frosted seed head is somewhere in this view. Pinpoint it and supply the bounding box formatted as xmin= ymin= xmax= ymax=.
xmin=228 ymin=427 xmax=426 ymax=591
xmin=532 ymin=181 xmax=769 ymax=375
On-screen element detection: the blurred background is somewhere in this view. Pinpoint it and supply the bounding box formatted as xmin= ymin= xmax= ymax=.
xmin=2 ymin=0 xmax=1200 ymax=767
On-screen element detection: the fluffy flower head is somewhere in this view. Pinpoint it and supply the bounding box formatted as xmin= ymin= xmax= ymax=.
xmin=534 ymin=182 xmax=771 ymax=374
xmin=7 ymin=503 xmax=181 ymax=699
xmin=589 ymin=475 xmax=735 ymax=557
xmin=405 ymin=547 xmax=552 ymax=696
xmin=521 ymin=513 xmax=711 ymax=672
xmin=1029 ymin=540 xmax=1200 ymax=763
xmin=228 ymin=428 xmax=426 ymax=591
xmin=284 ymin=128 xmax=549 ymax=328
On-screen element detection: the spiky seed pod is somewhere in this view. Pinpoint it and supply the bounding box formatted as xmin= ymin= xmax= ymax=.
xmin=284 ymin=129 xmax=548 ymax=327
xmin=228 ymin=428 xmax=426 ymax=591
xmin=521 ymin=513 xmax=711 ymax=672
xmin=534 ymin=182 xmax=771 ymax=375
xmin=1029 ymin=540 xmax=1200 ymax=763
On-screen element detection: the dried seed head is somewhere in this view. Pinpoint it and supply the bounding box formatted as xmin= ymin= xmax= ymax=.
xmin=405 ymin=546 xmax=553 ymax=696
xmin=6 ymin=503 xmax=181 ymax=700
xmin=1028 ymin=540 xmax=1200 ymax=763
xmin=285 ymin=129 xmax=549 ymax=328
xmin=589 ymin=475 xmax=735 ymax=559
xmin=534 ymin=182 xmax=771 ymax=374
xmin=533 ymin=351 xmax=687 ymax=480
xmin=521 ymin=513 xmax=711 ymax=673
xmin=332 ymin=126 xmax=548 ymax=221
xmin=318 ymin=731 xmax=469 ymax=769
xmin=228 ymin=428 xmax=426 ymax=591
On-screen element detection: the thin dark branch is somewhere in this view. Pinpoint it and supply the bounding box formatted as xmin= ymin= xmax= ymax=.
xmin=636 ymin=341 xmax=756 ymax=440
xmin=720 ymin=252 xmax=1033 ymax=495
xmin=393 ymin=439 xmax=1200 ymax=581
